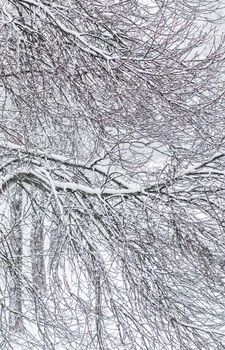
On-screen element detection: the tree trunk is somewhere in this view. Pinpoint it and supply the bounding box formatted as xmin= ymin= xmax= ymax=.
xmin=31 ymin=197 xmax=46 ymax=295
xmin=9 ymin=187 xmax=23 ymax=332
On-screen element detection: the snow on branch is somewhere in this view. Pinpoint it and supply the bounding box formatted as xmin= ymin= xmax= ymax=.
xmin=0 ymin=141 xmax=135 ymax=189
xmin=1 ymin=141 xmax=225 ymax=197
xmin=0 ymin=170 xmax=143 ymax=197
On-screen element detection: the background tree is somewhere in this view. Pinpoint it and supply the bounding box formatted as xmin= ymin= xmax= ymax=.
xmin=1 ymin=0 xmax=225 ymax=349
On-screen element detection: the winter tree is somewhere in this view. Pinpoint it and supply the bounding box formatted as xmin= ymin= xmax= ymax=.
xmin=1 ymin=0 xmax=225 ymax=349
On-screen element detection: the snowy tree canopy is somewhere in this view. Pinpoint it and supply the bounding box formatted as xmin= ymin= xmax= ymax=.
xmin=1 ymin=0 xmax=225 ymax=349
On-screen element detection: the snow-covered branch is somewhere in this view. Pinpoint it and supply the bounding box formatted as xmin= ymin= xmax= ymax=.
xmin=0 ymin=169 xmax=143 ymax=197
